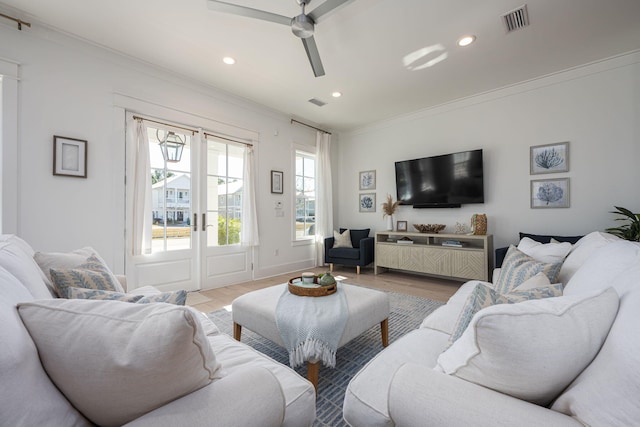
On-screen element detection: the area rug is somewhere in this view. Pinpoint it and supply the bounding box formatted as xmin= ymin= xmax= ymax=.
xmin=207 ymin=286 xmax=444 ymax=427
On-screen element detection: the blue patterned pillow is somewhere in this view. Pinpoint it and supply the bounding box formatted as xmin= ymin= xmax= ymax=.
xmin=449 ymin=282 xmax=564 ymax=344
xmin=50 ymin=267 xmax=122 ymax=297
xmin=494 ymin=245 xmax=562 ymax=294
xmin=137 ymin=290 xmax=187 ymax=306
xmin=64 ymin=286 xmax=143 ymax=302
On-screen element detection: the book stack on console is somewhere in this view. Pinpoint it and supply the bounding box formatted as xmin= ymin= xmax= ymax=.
xmin=397 ymin=237 xmax=414 ymax=245
xmin=441 ymin=240 xmax=464 ymax=247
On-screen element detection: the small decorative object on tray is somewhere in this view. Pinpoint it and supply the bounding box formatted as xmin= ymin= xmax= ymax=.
xmin=288 ymin=274 xmax=337 ymax=297
xmin=413 ymin=224 xmax=446 ymax=234
xmin=397 ymin=236 xmax=414 ymax=245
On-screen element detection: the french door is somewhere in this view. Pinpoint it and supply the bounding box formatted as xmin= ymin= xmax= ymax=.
xmin=125 ymin=114 xmax=253 ymax=292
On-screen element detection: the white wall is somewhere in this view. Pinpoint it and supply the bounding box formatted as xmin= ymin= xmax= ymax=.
xmin=336 ymin=52 xmax=640 ymax=251
xmin=0 ymin=21 xmax=322 ymax=278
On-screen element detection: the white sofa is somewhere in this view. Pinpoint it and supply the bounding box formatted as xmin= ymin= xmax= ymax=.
xmin=343 ymin=231 xmax=640 ymax=426
xmin=0 ymin=234 xmax=316 ymax=427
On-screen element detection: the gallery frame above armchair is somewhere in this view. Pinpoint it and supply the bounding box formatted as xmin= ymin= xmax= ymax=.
xmin=324 ymin=228 xmax=374 ymax=274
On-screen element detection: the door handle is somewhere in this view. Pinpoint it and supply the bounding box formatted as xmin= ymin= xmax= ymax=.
xmin=202 ymin=213 xmax=206 ymax=232
xmin=193 ymin=213 xmax=198 ymax=232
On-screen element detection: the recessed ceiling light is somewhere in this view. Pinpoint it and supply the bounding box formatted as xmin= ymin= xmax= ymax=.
xmin=457 ymin=35 xmax=476 ymax=47
xmin=332 ymin=91 xmax=342 ymax=98
xmin=223 ymin=56 xmax=236 ymax=65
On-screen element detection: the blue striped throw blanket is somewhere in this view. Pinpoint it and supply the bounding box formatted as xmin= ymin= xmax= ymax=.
xmin=276 ymin=285 xmax=348 ymax=368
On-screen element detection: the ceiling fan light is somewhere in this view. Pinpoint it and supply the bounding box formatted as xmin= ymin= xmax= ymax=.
xmin=291 ymin=14 xmax=314 ymax=38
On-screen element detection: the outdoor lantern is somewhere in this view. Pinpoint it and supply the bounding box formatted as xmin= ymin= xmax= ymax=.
xmin=156 ymin=129 xmax=185 ymax=163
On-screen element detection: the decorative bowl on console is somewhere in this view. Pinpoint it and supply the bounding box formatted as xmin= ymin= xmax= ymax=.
xmin=413 ymin=224 xmax=446 ymax=234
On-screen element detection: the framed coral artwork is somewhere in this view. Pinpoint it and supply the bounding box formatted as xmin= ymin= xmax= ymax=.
xmin=530 ymin=142 xmax=569 ymax=174
xmin=359 ymin=193 xmax=376 ymax=213
xmin=531 ymin=178 xmax=570 ymax=208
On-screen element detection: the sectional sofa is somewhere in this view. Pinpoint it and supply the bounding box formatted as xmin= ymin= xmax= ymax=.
xmin=0 ymin=234 xmax=316 ymax=426
xmin=344 ymin=231 xmax=640 ymax=426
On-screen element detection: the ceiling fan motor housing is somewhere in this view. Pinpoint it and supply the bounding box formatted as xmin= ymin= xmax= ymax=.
xmin=291 ymin=14 xmax=314 ymax=38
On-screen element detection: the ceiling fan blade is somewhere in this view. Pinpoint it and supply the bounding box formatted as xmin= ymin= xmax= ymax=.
xmin=301 ymin=36 xmax=325 ymax=77
xmin=206 ymin=0 xmax=291 ymax=26
xmin=308 ymin=0 xmax=353 ymax=23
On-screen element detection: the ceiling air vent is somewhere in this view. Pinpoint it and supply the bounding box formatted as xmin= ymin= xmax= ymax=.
xmin=502 ymin=4 xmax=530 ymax=33
xmin=308 ymin=98 xmax=327 ymax=107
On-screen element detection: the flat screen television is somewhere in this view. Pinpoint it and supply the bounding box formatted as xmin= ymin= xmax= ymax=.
xmin=395 ymin=149 xmax=484 ymax=208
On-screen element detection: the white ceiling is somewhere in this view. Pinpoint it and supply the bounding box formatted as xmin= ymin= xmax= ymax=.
xmin=2 ymin=0 xmax=640 ymax=131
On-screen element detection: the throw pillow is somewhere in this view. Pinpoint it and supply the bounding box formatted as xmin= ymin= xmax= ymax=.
xmin=558 ymin=231 xmax=621 ymax=286
xmin=333 ymin=229 xmax=353 ymax=248
xmin=35 ymin=248 xmax=125 ymax=294
xmin=138 ymin=290 xmax=188 ymax=306
xmin=448 ymin=280 xmax=563 ymax=344
xmin=517 ymin=237 xmax=572 ymax=264
xmin=342 ymin=228 xmax=370 ymax=248
xmin=17 ymin=299 xmax=222 ymax=426
xmin=435 ymin=287 xmax=619 ymax=406
xmin=493 ymin=245 xmax=562 ymax=294
xmin=63 ymin=286 xmax=144 ymax=302
xmin=50 ymin=266 xmax=122 ymax=297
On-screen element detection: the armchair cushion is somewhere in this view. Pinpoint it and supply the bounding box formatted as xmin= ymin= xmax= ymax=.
xmin=340 ymin=228 xmax=370 ymax=248
xmin=333 ymin=229 xmax=353 ymax=248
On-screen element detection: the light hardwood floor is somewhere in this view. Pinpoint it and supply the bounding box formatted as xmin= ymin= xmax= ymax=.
xmin=186 ymin=265 xmax=462 ymax=313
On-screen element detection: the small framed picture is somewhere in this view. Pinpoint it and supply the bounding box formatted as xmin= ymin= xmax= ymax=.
xmin=530 ymin=142 xmax=569 ymax=174
xmin=359 ymin=193 xmax=376 ymax=213
xmin=271 ymin=170 xmax=283 ymax=194
xmin=53 ymin=136 xmax=87 ymax=178
xmin=397 ymin=221 xmax=408 ymax=231
xmin=359 ymin=170 xmax=376 ymax=190
xmin=531 ymin=178 xmax=570 ymax=208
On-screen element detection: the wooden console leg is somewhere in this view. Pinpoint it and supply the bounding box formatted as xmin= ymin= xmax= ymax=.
xmin=381 ymin=318 xmax=389 ymax=347
xmin=307 ymin=362 xmax=319 ymax=391
xmin=233 ymin=322 xmax=242 ymax=341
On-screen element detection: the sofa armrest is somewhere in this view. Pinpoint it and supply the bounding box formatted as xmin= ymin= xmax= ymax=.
xmin=389 ymin=363 xmax=582 ymax=427
xmin=124 ymin=366 xmax=285 ymax=427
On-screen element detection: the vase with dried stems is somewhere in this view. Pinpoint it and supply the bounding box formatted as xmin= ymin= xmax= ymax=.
xmin=382 ymin=194 xmax=399 ymax=231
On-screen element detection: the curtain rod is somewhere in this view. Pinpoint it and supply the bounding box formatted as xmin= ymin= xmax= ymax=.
xmin=290 ymin=119 xmax=331 ymax=135
xmin=133 ymin=115 xmax=253 ymax=147
xmin=0 ymin=13 xmax=31 ymax=31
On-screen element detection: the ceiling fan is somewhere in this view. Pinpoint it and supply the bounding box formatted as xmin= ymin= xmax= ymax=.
xmin=207 ymin=0 xmax=353 ymax=77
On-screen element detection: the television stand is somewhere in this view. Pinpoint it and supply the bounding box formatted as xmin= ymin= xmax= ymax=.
xmin=374 ymin=231 xmax=493 ymax=281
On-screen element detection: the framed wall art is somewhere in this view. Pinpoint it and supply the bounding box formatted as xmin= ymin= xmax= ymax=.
xmin=271 ymin=170 xmax=283 ymax=194
xmin=359 ymin=193 xmax=376 ymax=213
xmin=397 ymin=220 xmax=408 ymax=231
xmin=359 ymin=170 xmax=376 ymax=190
xmin=530 ymin=142 xmax=569 ymax=175
xmin=531 ymin=178 xmax=570 ymax=208
xmin=53 ymin=135 xmax=87 ymax=178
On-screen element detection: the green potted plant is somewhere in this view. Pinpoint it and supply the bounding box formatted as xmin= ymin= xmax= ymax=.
xmin=605 ymin=206 xmax=640 ymax=241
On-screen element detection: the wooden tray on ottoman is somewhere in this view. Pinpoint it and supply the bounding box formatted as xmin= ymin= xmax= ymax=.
xmin=288 ymin=276 xmax=337 ymax=297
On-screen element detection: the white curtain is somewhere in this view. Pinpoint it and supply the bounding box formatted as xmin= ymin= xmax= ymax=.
xmin=131 ymin=118 xmax=152 ymax=255
xmin=315 ymin=131 xmax=333 ymax=266
xmin=241 ymin=146 xmax=260 ymax=246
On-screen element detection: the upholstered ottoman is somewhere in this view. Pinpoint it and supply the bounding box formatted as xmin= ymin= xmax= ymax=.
xmin=232 ymin=283 xmax=390 ymax=389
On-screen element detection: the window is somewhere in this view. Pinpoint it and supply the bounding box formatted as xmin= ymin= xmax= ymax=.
xmin=295 ymin=150 xmax=316 ymax=239
xmin=206 ymin=137 xmax=244 ymax=246
xmin=148 ymin=126 xmax=192 ymax=253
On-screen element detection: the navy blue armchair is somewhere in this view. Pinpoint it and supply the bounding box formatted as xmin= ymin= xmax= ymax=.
xmin=324 ymin=228 xmax=374 ymax=274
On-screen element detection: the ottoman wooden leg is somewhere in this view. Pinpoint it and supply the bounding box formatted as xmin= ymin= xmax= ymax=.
xmin=233 ymin=322 xmax=242 ymax=341
xmin=307 ymin=362 xmax=319 ymax=391
xmin=381 ymin=318 xmax=389 ymax=347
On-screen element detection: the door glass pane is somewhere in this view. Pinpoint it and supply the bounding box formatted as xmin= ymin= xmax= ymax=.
xmin=206 ymin=137 xmax=244 ymax=247
xmin=148 ymin=126 xmax=192 ymax=252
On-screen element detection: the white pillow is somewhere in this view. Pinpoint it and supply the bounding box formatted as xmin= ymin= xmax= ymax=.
xmin=558 ymin=231 xmax=620 ymax=285
xmin=513 ymin=271 xmax=552 ymax=291
xmin=18 ymin=299 xmax=222 ymax=426
xmin=0 ymin=241 xmax=53 ymax=299
xmin=517 ymin=237 xmax=572 ymax=264
xmin=435 ymin=287 xmax=619 ymax=406
xmin=333 ymin=229 xmax=353 ymax=248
